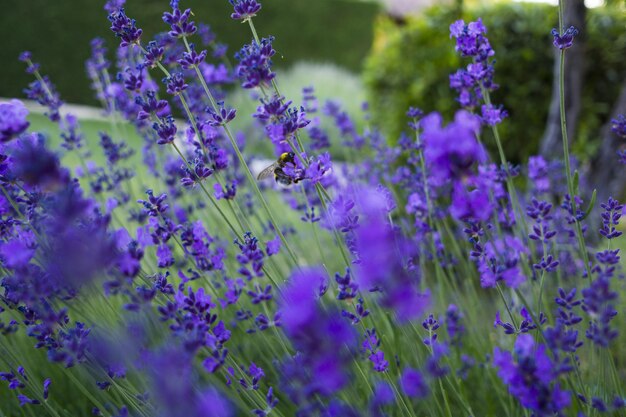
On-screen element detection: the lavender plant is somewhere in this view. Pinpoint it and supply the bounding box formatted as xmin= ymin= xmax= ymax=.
xmin=1 ymin=0 xmax=625 ymax=416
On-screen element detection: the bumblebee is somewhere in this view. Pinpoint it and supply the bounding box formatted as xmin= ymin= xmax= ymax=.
xmin=256 ymin=152 xmax=300 ymax=185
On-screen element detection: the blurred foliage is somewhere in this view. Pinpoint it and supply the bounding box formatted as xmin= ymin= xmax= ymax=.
xmin=0 ymin=0 xmax=378 ymax=105
xmin=364 ymin=3 xmax=626 ymax=162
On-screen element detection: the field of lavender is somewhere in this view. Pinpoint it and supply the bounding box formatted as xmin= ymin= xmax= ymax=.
xmin=1 ymin=1 xmax=626 ymax=416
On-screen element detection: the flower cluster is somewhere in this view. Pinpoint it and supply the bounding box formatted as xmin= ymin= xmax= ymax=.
xmin=494 ymin=334 xmax=571 ymax=416
xmin=1 ymin=3 xmax=625 ymax=417
xmin=235 ymin=37 xmax=276 ymax=89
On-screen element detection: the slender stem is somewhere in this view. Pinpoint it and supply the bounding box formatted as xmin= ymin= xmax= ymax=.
xmin=496 ymin=283 xmax=518 ymax=331
xmin=480 ymin=87 xmax=529 ymax=240
xmin=222 ymin=125 xmax=301 ymax=267
xmin=555 ymin=2 xmax=593 ymax=280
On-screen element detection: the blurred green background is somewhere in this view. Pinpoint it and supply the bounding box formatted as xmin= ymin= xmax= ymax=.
xmin=364 ymin=3 xmax=626 ymax=162
xmin=0 ymin=0 xmax=379 ymax=105
xmin=1 ymin=0 xmax=625 ymax=162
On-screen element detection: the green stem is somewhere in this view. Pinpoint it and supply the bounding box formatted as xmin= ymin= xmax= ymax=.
xmin=555 ymin=2 xmax=593 ymax=281
xmin=480 ymin=87 xmax=529 ymax=241
xmin=496 ymin=283 xmax=518 ymax=331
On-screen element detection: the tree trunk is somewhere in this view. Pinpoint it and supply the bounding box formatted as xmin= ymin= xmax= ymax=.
xmin=539 ymin=0 xmax=587 ymax=159
xmin=586 ymin=79 xmax=626 ymax=203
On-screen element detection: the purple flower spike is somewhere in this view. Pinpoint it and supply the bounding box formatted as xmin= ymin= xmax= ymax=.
xmin=178 ymin=44 xmax=207 ymax=69
xmin=108 ymin=8 xmax=143 ymax=47
xmin=400 ymin=368 xmax=429 ymax=398
xmin=266 ymin=235 xmax=281 ymax=256
xmin=163 ymin=2 xmax=197 ymax=38
xmin=17 ymin=394 xmax=40 ymax=406
xmin=0 ymin=100 xmax=29 ymax=143
xmin=354 ymin=187 xmax=430 ymax=322
xmin=368 ymin=351 xmax=389 ymax=373
xmin=481 ymin=103 xmax=508 ymax=126
xmin=153 ymin=116 xmax=177 ymax=145
xmin=235 ymin=37 xmax=276 ymax=89
xmin=43 ymin=378 xmax=51 ymax=400
xmin=494 ymin=334 xmax=571 ymax=415
xmin=143 ymin=40 xmax=165 ymax=68
xmin=230 ymin=0 xmax=262 ymax=21
xmin=449 ymin=18 xmax=494 ymax=61
xmin=164 ymin=73 xmax=188 ymax=95
xmin=136 ymin=91 xmax=169 ymax=120
xmin=599 ymin=197 xmax=623 ymax=240
xmin=551 ymin=26 xmax=579 ymax=50
xmin=104 ymin=0 xmax=125 ymax=13
xmin=611 ymin=114 xmax=626 ymax=138
xmin=207 ymin=102 xmax=237 ymax=126
xmin=280 ymin=268 xmax=357 ymax=396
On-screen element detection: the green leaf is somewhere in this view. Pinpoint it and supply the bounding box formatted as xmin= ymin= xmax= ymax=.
xmin=573 ymin=170 xmax=580 ymax=195
xmin=581 ymin=189 xmax=597 ymax=221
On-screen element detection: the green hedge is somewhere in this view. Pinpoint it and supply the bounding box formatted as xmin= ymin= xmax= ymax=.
xmin=0 ymin=0 xmax=378 ymax=105
xmin=363 ymin=3 xmax=626 ymax=162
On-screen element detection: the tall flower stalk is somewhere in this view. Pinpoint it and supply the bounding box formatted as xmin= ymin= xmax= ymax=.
xmin=554 ymin=0 xmax=593 ymax=280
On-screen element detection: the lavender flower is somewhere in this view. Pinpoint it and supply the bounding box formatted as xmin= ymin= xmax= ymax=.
xmin=421 ymin=110 xmax=485 ymax=186
xmin=8 ymin=134 xmax=67 ymax=188
xmin=280 ymin=268 xmax=356 ymax=397
xmin=494 ymin=334 xmax=571 ymax=415
xmin=335 ymin=268 xmax=357 ymax=300
xmin=104 ymin=0 xmax=125 ymax=13
xmin=20 ymin=54 xmax=63 ymax=122
xmin=599 ymin=197 xmax=623 ymax=240
xmin=234 ymin=232 xmax=265 ymax=279
xmin=422 ymin=314 xmax=439 ymax=346
xmin=252 ymin=387 xmax=278 ymax=417
xmin=476 ymin=235 xmax=528 ymax=288
xmin=354 ymin=187 xmax=430 ymax=322
xmin=266 ymin=235 xmax=280 ymax=256
xmin=164 ymin=72 xmax=188 ymax=95
xmin=153 ymin=116 xmax=177 ymax=145
xmin=59 ymin=115 xmax=84 ymax=150
xmin=108 ymin=8 xmax=143 ymax=47
xmin=611 ymin=114 xmax=626 ymax=138
xmin=178 ymin=44 xmax=207 ymax=69
xmin=0 ymin=100 xmax=30 ymax=142
xmin=163 ymin=1 xmax=197 ymax=38
xmin=136 ymin=91 xmax=169 ymax=120
xmin=400 ymin=367 xmax=429 ymax=398
xmin=235 ymin=37 xmax=276 ymax=89
xmin=18 ymin=394 xmax=40 ymax=406
xmin=449 ymin=19 xmax=494 ymax=61
xmin=230 ymin=0 xmax=262 ymax=21
xmin=445 ymin=304 xmax=465 ymax=345
xmin=43 ymin=378 xmax=51 ymax=399
xmin=481 ymin=103 xmax=508 ymax=126
xmin=551 ymin=26 xmax=579 ymax=50
xmin=207 ymin=102 xmax=237 ymax=126
xmin=582 ymin=275 xmax=618 ymax=347
xmin=528 ymin=155 xmax=551 ymax=193
xmin=143 ymin=40 xmax=165 ymax=68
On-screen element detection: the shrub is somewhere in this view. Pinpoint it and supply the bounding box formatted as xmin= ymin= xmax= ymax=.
xmin=364 ymin=3 xmax=626 ymax=162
